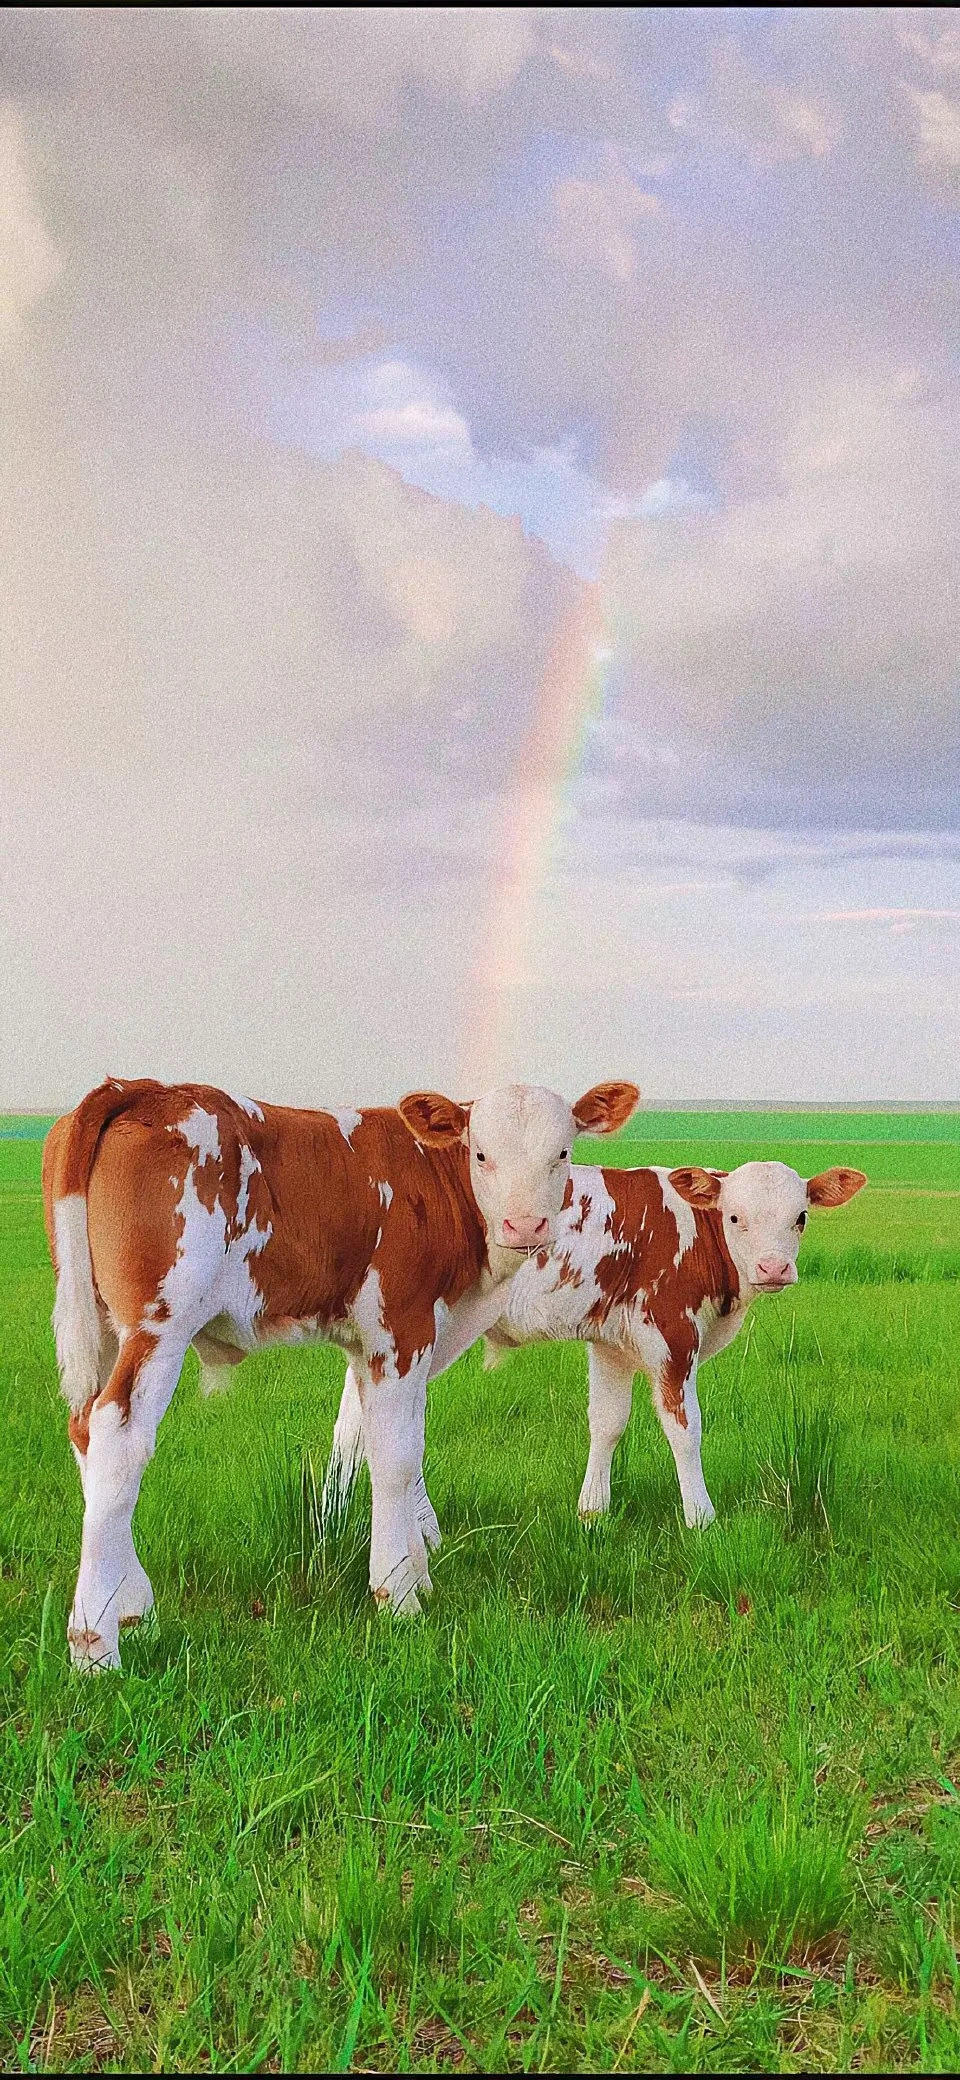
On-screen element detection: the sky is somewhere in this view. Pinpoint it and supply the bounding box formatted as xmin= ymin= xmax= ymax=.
xmin=1 ymin=6 xmax=959 ymax=1108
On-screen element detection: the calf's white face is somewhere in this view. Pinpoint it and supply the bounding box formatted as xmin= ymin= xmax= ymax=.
xmin=467 ymin=1086 xmax=576 ymax=1250
xmin=399 ymin=1080 xmax=639 ymax=1251
xmin=669 ymin=1159 xmax=867 ymax=1295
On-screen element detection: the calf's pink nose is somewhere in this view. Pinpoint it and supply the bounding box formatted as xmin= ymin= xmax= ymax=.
xmin=502 ymin=1214 xmax=549 ymax=1249
xmin=756 ymin=1255 xmax=791 ymax=1284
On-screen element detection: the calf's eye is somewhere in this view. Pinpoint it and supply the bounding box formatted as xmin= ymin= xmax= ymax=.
xmin=797 ymin=1211 xmax=806 ymax=1230
xmin=476 ymin=1151 xmax=486 ymax=1164
xmin=729 ymin=1214 xmax=739 ymax=1225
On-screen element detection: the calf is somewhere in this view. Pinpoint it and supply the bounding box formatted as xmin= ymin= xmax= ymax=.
xmin=43 ymin=1075 xmax=638 ymax=1667
xmin=326 ymin=1158 xmax=865 ymax=1535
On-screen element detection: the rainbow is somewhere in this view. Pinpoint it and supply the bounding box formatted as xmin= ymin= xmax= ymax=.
xmin=461 ymin=581 xmax=613 ymax=1091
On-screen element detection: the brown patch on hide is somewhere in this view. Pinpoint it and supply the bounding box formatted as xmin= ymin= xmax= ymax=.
xmin=68 ymin=1396 xmax=95 ymax=1456
xmin=42 ymin=1079 xmax=494 ymax=1419
xmin=586 ymin=1171 xmax=737 ymax=1357
xmin=97 ymin=1329 xmax=160 ymax=1423
xmin=658 ymin=1346 xmax=694 ymax=1428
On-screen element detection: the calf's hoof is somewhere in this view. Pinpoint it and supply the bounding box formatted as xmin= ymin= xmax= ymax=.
xmin=119 ymin=1604 xmax=158 ymax=1635
xmin=117 ymin=1573 xmax=155 ymax=1626
xmin=68 ymin=1625 xmax=122 ymax=1674
xmin=372 ymin=1582 xmax=423 ymax=1618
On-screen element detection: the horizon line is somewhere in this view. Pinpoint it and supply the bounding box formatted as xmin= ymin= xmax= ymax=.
xmin=3 ymin=1098 xmax=959 ymax=1118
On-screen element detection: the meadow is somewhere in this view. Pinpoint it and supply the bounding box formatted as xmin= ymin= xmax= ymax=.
xmin=2 ymin=1109 xmax=960 ymax=2073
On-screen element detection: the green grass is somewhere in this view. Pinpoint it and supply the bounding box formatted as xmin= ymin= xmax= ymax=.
xmin=2 ymin=1115 xmax=960 ymax=2070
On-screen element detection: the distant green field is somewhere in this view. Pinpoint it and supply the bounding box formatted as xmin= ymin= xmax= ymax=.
xmin=2 ymin=1115 xmax=960 ymax=2073
xmin=581 ymin=1108 xmax=960 ymax=1194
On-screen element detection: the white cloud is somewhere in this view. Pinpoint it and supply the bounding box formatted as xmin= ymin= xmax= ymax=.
xmin=897 ymin=17 xmax=960 ymax=75
xmin=0 ymin=108 xmax=61 ymax=338
xmin=667 ymin=39 xmax=835 ymax=166
xmin=0 ymin=407 xmax=575 ymax=1104
xmin=1 ymin=9 xmax=959 ymax=1104
xmin=600 ymin=366 xmax=960 ymax=830
xmin=633 ymin=476 xmax=716 ymax=520
xmin=492 ymin=828 xmax=960 ymax=1099
xmin=174 ymin=8 xmax=537 ymax=123
xmin=357 ymin=399 xmax=472 ymax=447
xmin=552 ymin=167 xmax=660 ymax=284
xmin=909 ymin=86 xmax=960 ymax=168
xmin=808 ymin=907 xmax=960 ymax=929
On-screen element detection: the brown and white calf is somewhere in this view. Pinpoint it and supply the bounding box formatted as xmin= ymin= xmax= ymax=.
xmin=42 ymin=1075 xmax=638 ymax=1667
xmin=325 ymin=1158 xmax=865 ymax=1534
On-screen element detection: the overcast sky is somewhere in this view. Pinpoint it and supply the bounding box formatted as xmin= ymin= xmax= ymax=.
xmin=2 ymin=7 xmax=959 ymax=1108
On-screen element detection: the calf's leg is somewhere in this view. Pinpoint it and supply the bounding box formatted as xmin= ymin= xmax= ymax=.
xmin=323 ymin=1365 xmax=441 ymax=1552
xmin=68 ymin=1327 xmax=189 ymax=1670
xmin=69 ymin=1317 xmax=155 ymax=1632
xmin=652 ymin=1356 xmax=715 ymax=1528
xmin=579 ymin=1343 xmax=635 ymax=1517
xmin=357 ymin=1350 xmax=433 ymax=1613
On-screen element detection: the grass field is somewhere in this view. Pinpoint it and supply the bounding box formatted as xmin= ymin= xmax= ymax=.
xmin=2 ymin=1111 xmax=960 ymax=2072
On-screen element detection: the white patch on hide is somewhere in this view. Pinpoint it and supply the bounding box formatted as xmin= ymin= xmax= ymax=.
xmin=179 ymin=1106 xmax=221 ymax=1164
xmin=656 ymin=1169 xmax=698 ymax=1264
xmin=228 ymin=1094 xmax=264 ymax=1120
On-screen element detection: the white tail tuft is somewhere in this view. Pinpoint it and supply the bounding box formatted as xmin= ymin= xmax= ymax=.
xmin=52 ymin=1195 xmax=103 ymax=1410
xmin=197 ymin=1361 xmax=235 ymax=1398
xmin=321 ymin=1365 xmax=365 ymax=1529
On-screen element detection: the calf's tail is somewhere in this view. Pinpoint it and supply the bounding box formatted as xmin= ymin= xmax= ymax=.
xmin=42 ymin=1077 xmax=157 ymax=1410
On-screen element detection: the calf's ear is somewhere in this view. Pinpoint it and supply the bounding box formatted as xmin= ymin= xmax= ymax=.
xmin=398 ymin=1091 xmax=470 ymax=1146
xmin=806 ymin=1166 xmax=867 ymax=1208
xmin=668 ymin=1166 xmax=724 ymax=1208
xmin=572 ymin=1081 xmax=640 ymax=1135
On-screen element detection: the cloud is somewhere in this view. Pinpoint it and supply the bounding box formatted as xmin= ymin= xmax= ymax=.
xmin=632 ymin=475 xmax=718 ymax=520
xmin=807 ymin=907 xmax=960 ymax=930
xmin=1 ymin=8 xmax=959 ymax=1103
xmin=551 ymin=165 xmax=660 ymax=284
xmin=896 ymin=15 xmax=960 ymax=75
xmin=269 ymin=347 xmax=613 ymax=572
xmin=667 ymin=37 xmax=835 ymax=165
xmin=598 ymin=366 xmax=960 ymax=830
xmin=0 ymin=387 xmax=577 ymax=1102
xmin=908 ymin=86 xmax=960 ymax=168
xmin=495 ymin=825 xmax=960 ymax=1098
xmin=0 ymin=106 xmax=60 ymax=337
xmin=182 ymin=6 xmax=537 ymax=121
